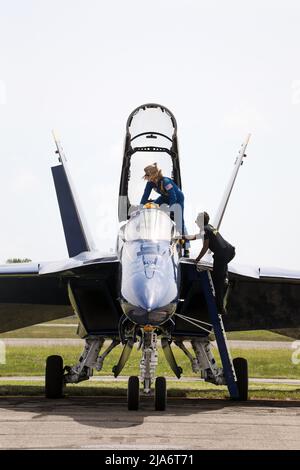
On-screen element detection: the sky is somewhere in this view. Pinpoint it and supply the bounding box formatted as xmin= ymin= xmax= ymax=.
xmin=0 ymin=0 xmax=299 ymax=270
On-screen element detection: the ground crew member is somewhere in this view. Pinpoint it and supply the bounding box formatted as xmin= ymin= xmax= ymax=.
xmin=140 ymin=163 xmax=189 ymax=255
xmin=184 ymin=212 xmax=235 ymax=314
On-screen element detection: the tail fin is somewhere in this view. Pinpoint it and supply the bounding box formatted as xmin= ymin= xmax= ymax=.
xmin=51 ymin=131 xmax=96 ymax=257
xmin=213 ymin=134 xmax=251 ymax=230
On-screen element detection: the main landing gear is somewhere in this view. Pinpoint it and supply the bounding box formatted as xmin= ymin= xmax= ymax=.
xmin=154 ymin=376 xmax=167 ymax=411
xmin=233 ymin=357 xmax=248 ymax=401
xmin=44 ymin=334 xmax=169 ymax=411
xmin=127 ymin=376 xmax=139 ymax=410
xmin=45 ymin=355 xmax=64 ymax=399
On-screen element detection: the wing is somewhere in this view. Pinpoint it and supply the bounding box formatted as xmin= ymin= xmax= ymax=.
xmin=224 ymin=263 xmax=300 ymax=338
xmin=176 ymin=135 xmax=299 ymax=338
xmin=0 ymin=262 xmax=72 ymax=333
xmin=0 ymin=255 xmax=121 ymax=334
xmin=174 ymin=259 xmax=300 ymax=339
xmin=0 ymin=134 xmax=121 ymax=335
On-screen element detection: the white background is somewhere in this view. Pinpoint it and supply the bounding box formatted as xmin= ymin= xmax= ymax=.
xmin=0 ymin=0 xmax=299 ymax=270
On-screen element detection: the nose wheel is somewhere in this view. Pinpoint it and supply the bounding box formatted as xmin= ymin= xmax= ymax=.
xmin=127 ymin=376 xmax=140 ymax=410
xmin=154 ymin=376 xmax=167 ymax=411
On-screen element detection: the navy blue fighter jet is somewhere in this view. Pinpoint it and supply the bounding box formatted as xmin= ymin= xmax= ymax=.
xmin=0 ymin=103 xmax=299 ymax=410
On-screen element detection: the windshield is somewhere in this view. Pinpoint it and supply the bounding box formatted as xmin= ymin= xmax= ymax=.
xmin=124 ymin=209 xmax=174 ymax=242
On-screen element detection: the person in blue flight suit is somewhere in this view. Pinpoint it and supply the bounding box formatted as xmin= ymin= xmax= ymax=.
xmin=140 ymin=163 xmax=189 ymax=255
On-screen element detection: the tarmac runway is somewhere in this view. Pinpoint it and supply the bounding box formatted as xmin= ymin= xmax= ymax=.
xmin=0 ymin=396 xmax=299 ymax=450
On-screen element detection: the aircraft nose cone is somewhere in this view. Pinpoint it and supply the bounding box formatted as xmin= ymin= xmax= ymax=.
xmin=121 ymin=259 xmax=178 ymax=325
xmin=136 ymin=278 xmax=169 ymax=311
xmin=121 ymin=239 xmax=178 ymax=314
xmin=122 ymin=272 xmax=177 ymax=312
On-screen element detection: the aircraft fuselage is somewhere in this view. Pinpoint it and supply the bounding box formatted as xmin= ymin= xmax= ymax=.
xmin=119 ymin=208 xmax=179 ymax=326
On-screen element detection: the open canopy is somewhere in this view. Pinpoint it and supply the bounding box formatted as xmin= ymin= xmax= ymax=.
xmin=119 ymin=103 xmax=182 ymax=221
xmin=127 ymin=103 xmax=177 ymax=151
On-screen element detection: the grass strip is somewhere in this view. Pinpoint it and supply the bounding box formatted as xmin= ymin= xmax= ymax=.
xmin=0 ymin=345 xmax=299 ymax=379
xmin=0 ymin=380 xmax=299 ymax=400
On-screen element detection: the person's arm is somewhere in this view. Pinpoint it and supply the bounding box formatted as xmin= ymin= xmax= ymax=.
xmin=180 ymin=234 xmax=197 ymax=241
xmin=195 ymin=239 xmax=209 ymax=263
xmin=180 ymin=231 xmax=205 ymax=241
xmin=140 ymin=182 xmax=153 ymax=205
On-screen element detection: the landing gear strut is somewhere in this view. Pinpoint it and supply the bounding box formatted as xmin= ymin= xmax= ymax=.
xmin=139 ymin=330 xmax=158 ymax=392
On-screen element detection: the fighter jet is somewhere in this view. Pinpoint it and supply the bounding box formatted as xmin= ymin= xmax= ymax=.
xmin=0 ymin=103 xmax=299 ymax=410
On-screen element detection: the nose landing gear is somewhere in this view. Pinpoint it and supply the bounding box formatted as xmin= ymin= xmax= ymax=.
xmin=126 ymin=329 xmax=168 ymax=411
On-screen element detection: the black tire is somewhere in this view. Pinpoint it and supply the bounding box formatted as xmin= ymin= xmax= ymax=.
xmin=233 ymin=357 xmax=248 ymax=401
xmin=45 ymin=355 xmax=64 ymax=399
xmin=155 ymin=376 xmax=167 ymax=411
xmin=128 ymin=376 xmax=139 ymax=410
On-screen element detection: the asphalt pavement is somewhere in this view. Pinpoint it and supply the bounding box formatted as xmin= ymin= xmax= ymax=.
xmin=0 ymin=397 xmax=299 ymax=450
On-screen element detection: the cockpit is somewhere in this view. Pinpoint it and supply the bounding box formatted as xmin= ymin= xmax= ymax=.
xmin=124 ymin=208 xmax=175 ymax=242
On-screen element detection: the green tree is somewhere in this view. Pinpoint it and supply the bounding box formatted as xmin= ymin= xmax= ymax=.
xmin=6 ymin=258 xmax=32 ymax=263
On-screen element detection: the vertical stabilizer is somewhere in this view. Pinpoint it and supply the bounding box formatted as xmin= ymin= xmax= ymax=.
xmin=213 ymin=134 xmax=251 ymax=230
xmin=51 ymin=131 xmax=96 ymax=257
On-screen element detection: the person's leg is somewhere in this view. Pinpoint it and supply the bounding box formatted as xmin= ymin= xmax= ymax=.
xmin=227 ymin=247 xmax=236 ymax=264
xmin=212 ymin=257 xmax=228 ymax=313
xmin=224 ymin=247 xmax=235 ymax=287
xmin=222 ymin=247 xmax=235 ymax=313
xmin=178 ymin=201 xmax=190 ymax=253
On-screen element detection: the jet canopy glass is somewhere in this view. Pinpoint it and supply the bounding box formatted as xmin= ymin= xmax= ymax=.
xmin=119 ymin=103 xmax=181 ymax=222
xmin=127 ymin=104 xmax=176 ymax=151
xmin=124 ymin=209 xmax=175 ymax=242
